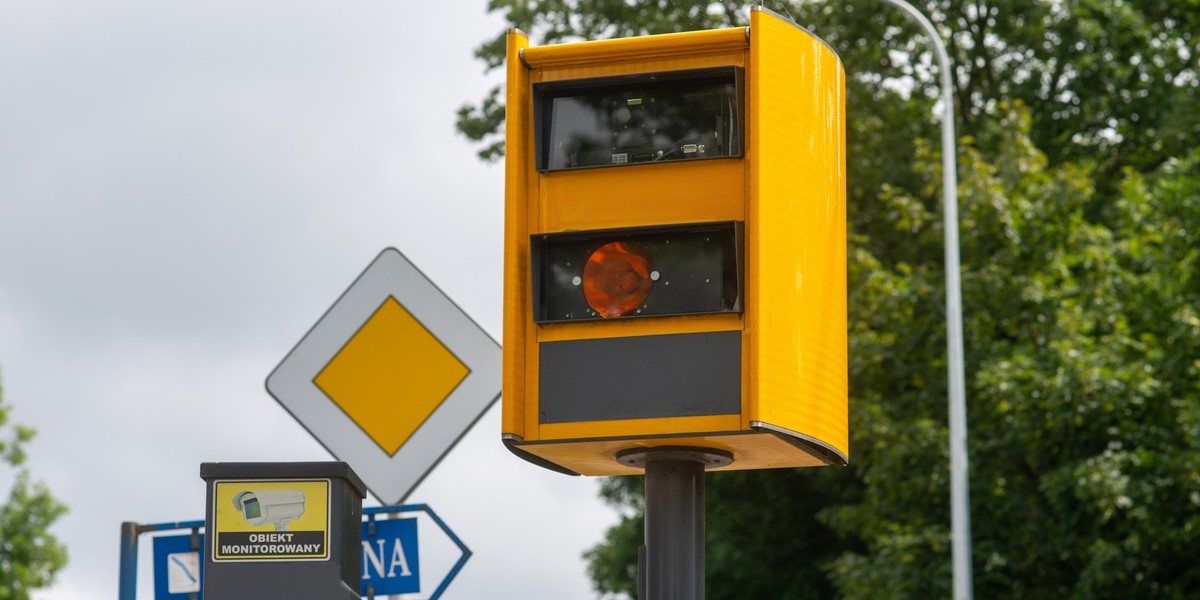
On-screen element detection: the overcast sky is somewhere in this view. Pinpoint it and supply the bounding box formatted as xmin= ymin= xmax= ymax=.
xmin=0 ymin=2 xmax=619 ymax=598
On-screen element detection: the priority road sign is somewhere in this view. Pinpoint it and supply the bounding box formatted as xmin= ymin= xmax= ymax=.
xmin=267 ymin=248 xmax=501 ymax=504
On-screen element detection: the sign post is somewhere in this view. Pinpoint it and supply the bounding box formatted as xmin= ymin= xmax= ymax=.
xmin=620 ymin=448 xmax=730 ymax=598
xmin=118 ymin=519 xmax=205 ymax=600
xmin=258 ymin=247 xmax=488 ymax=598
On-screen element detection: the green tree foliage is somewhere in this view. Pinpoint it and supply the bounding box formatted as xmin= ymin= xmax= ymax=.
xmin=0 ymin=373 xmax=68 ymax=600
xmin=459 ymin=1 xmax=1200 ymax=597
xmin=827 ymin=108 xmax=1200 ymax=598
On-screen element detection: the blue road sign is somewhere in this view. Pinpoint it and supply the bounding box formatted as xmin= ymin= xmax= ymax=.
xmin=362 ymin=504 xmax=471 ymax=600
xmin=144 ymin=504 xmax=468 ymax=600
xmin=361 ymin=517 xmax=421 ymax=596
xmin=152 ymin=533 xmax=204 ymax=599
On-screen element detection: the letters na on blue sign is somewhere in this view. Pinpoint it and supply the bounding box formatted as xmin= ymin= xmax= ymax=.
xmin=361 ymin=517 xmax=420 ymax=596
xmin=152 ymin=533 xmax=204 ymax=599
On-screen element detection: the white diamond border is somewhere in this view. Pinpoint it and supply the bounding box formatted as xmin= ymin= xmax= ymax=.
xmin=267 ymin=248 xmax=501 ymax=505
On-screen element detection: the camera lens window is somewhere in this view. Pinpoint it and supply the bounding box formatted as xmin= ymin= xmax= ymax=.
xmin=535 ymin=67 xmax=742 ymax=171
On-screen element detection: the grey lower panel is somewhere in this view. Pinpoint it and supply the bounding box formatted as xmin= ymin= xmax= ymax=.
xmin=539 ymin=331 xmax=741 ymax=424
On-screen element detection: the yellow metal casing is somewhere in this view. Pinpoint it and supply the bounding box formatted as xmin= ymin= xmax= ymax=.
xmin=502 ymin=7 xmax=847 ymax=476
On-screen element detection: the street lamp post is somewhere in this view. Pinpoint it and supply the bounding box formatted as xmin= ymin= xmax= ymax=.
xmin=872 ymin=2 xmax=973 ymax=598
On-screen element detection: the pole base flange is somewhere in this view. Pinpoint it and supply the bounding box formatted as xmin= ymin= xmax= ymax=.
xmin=615 ymin=446 xmax=734 ymax=470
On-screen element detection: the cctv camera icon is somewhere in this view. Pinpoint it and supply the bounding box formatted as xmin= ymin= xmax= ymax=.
xmin=232 ymin=490 xmax=306 ymax=531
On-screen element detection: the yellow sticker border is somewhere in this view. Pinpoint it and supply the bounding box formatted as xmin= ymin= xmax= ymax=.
xmin=211 ymin=478 xmax=332 ymax=562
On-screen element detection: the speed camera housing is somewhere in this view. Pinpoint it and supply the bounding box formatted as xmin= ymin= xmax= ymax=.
xmin=502 ymin=7 xmax=848 ymax=476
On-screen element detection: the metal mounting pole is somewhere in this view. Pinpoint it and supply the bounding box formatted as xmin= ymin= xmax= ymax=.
xmin=618 ymin=447 xmax=732 ymax=600
xmin=118 ymin=521 xmax=140 ymax=600
xmin=873 ymin=2 xmax=973 ymax=599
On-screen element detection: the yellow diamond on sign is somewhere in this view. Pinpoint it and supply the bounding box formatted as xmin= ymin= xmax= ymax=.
xmin=267 ymin=248 xmax=501 ymax=504
xmin=314 ymin=296 xmax=469 ymax=456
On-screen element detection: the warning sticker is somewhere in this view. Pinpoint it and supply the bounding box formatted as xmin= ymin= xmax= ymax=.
xmin=212 ymin=479 xmax=330 ymax=561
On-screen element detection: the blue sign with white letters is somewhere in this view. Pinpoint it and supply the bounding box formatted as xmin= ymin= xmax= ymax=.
xmin=152 ymin=532 xmax=204 ymax=599
xmin=144 ymin=505 xmax=465 ymax=600
xmin=361 ymin=517 xmax=421 ymax=596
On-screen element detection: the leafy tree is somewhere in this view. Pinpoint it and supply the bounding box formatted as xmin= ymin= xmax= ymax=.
xmin=826 ymin=106 xmax=1200 ymax=599
xmin=460 ymin=0 xmax=1200 ymax=191
xmin=459 ymin=1 xmax=1200 ymax=597
xmin=0 ymin=372 xmax=69 ymax=600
